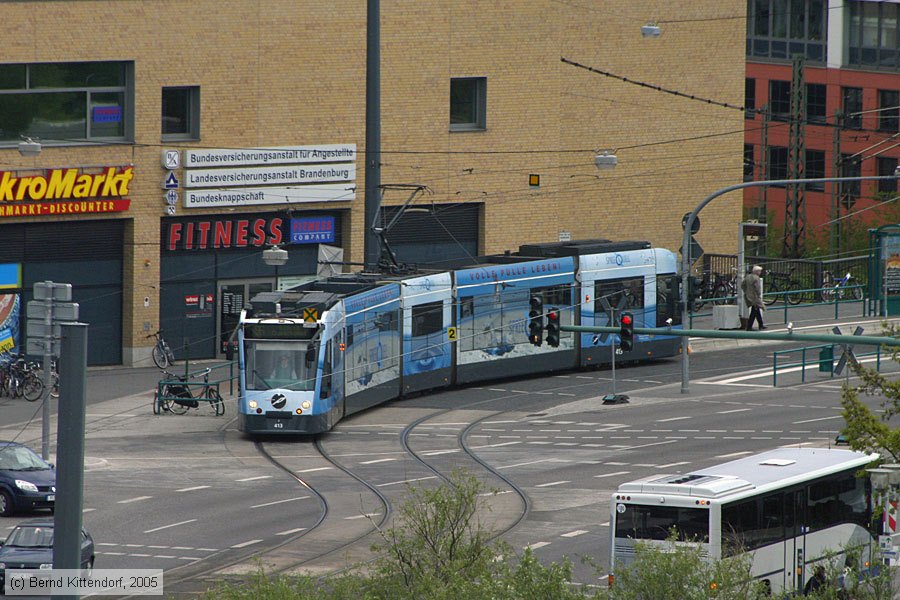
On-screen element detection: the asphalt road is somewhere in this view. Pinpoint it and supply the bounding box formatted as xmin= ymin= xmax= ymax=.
xmin=0 ymin=301 xmax=897 ymax=597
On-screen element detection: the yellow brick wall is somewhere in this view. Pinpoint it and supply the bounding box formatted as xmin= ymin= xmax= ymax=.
xmin=1 ymin=0 xmax=744 ymax=362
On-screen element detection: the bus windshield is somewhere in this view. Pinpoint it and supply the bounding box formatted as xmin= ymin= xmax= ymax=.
xmin=245 ymin=340 xmax=317 ymax=391
xmin=614 ymin=504 xmax=710 ymax=542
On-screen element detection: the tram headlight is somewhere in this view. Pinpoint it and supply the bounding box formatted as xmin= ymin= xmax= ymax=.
xmin=301 ymin=400 xmax=311 ymax=410
xmin=249 ymin=400 xmax=258 ymax=409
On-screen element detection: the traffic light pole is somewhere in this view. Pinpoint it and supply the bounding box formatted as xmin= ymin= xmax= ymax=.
xmin=680 ymin=173 xmax=900 ymax=394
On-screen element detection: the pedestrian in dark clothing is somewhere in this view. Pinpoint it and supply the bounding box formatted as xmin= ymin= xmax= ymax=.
xmin=742 ymin=265 xmax=766 ymax=331
xmin=804 ymin=565 xmax=827 ymax=596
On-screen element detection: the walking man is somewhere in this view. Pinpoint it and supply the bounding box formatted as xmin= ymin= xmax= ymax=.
xmin=742 ymin=265 xmax=766 ymax=331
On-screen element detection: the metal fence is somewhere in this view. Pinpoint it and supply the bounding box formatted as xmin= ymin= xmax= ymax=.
xmin=699 ymin=254 xmax=868 ymax=291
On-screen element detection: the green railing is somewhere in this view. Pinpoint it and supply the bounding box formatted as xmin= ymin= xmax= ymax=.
xmin=689 ymin=284 xmax=866 ymax=328
xmin=772 ymin=344 xmax=882 ymax=387
xmin=154 ymin=361 xmax=236 ymax=414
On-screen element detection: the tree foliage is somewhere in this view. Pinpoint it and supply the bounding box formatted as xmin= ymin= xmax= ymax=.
xmin=840 ymin=322 xmax=900 ymax=462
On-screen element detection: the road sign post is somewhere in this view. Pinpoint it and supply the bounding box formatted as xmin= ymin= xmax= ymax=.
xmin=27 ymin=282 xmax=78 ymax=461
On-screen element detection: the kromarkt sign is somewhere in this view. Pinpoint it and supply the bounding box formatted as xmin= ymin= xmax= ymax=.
xmin=0 ymin=166 xmax=133 ymax=218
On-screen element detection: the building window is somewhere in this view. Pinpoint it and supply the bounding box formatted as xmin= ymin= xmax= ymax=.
xmin=849 ymin=2 xmax=900 ymax=69
xmin=878 ymin=156 xmax=898 ymax=195
xmin=0 ymin=61 xmax=132 ymax=144
xmin=879 ymin=90 xmax=899 ymax=132
xmin=745 ymin=78 xmax=756 ymax=119
xmin=806 ymin=83 xmax=826 ymax=124
xmin=842 ymin=87 xmax=863 ymax=129
xmin=162 ymin=86 xmax=200 ymax=140
xmin=840 ymin=154 xmax=862 ymax=208
xmin=769 ymin=80 xmax=791 ymax=121
xmin=450 ymin=77 xmax=486 ymax=131
xmin=744 ymin=145 xmax=755 ymax=181
xmin=747 ymin=0 xmax=826 ymax=61
xmin=805 ymin=149 xmax=825 ymax=191
xmin=768 ymin=146 xmax=789 ymax=185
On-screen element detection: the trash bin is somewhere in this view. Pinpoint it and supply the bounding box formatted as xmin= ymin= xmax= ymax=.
xmin=819 ymin=346 xmax=834 ymax=372
xmin=712 ymin=305 xmax=741 ymax=329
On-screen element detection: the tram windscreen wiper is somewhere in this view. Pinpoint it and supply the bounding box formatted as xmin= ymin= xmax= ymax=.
xmin=253 ymin=370 xmax=273 ymax=389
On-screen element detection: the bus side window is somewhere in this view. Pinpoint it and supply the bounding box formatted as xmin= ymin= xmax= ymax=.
xmin=321 ymin=341 xmax=333 ymax=397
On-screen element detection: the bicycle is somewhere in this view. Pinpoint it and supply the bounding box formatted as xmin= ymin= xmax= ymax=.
xmin=712 ymin=271 xmax=738 ymax=305
xmin=147 ymin=330 xmax=175 ymax=369
xmin=153 ymin=367 xmax=224 ymax=416
xmin=821 ymin=271 xmax=863 ymax=302
xmin=763 ymin=267 xmax=804 ymax=306
xmin=1 ymin=354 xmax=44 ymax=401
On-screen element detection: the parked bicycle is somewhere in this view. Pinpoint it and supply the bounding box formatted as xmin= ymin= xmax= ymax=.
xmin=147 ymin=330 xmax=176 ymax=369
xmin=153 ymin=367 xmax=224 ymax=416
xmin=0 ymin=353 xmax=44 ymax=401
xmin=711 ymin=270 xmax=738 ymax=305
xmin=821 ymin=270 xmax=863 ymax=302
xmin=763 ymin=267 xmax=805 ymax=306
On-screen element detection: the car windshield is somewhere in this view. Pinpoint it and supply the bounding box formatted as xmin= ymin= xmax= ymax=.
xmin=6 ymin=525 xmax=54 ymax=548
xmin=0 ymin=445 xmax=50 ymax=471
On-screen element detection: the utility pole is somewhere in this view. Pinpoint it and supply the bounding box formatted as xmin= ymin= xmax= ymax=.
xmin=784 ymin=55 xmax=806 ymax=258
xmin=757 ymin=104 xmax=769 ymax=256
xmin=363 ymin=0 xmax=382 ymax=272
xmin=831 ymin=109 xmax=844 ymax=257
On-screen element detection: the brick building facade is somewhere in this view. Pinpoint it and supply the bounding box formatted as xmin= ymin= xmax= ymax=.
xmin=1 ymin=1 xmax=744 ymax=365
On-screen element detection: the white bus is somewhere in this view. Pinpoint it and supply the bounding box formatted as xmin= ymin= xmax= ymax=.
xmin=609 ymin=448 xmax=878 ymax=594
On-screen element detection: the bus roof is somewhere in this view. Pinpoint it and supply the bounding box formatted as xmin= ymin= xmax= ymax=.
xmin=616 ymin=448 xmax=878 ymax=500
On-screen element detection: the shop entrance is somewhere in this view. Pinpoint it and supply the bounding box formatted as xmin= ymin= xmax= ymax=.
xmin=218 ymin=279 xmax=275 ymax=356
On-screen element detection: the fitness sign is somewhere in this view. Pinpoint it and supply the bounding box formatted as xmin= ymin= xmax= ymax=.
xmin=0 ymin=166 xmax=133 ymax=218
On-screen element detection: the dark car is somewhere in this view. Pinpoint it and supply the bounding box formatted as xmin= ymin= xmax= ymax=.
xmin=0 ymin=442 xmax=55 ymax=517
xmin=0 ymin=518 xmax=94 ymax=590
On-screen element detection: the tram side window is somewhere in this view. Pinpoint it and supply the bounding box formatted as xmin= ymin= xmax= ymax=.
xmin=595 ymin=277 xmax=645 ymax=317
xmin=412 ymin=301 xmax=443 ymax=337
xmin=807 ymin=471 xmax=869 ymax=532
xmin=656 ymin=274 xmax=682 ymax=327
xmin=459 ymin=297 xmax=475 ymax=352
xmin=615 ymin=504 xmax=709 ymax=542
xmin=721 ymin=492 xmax=784 ymax=555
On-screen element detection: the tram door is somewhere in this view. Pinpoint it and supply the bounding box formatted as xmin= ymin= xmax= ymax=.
xmin=784 ymin=488 xmax=807 ymax=594
xmin=218 ymin=279 xmax=274 ymax=356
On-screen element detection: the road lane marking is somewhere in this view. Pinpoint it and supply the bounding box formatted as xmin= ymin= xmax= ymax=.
xmin=792 ymin=415 xmax=843 ymax=424
xmin=236 ymin=475 xmax=272 ymax=482
xmin=715 ymin=451 xmax=753 ymax=459
xmin=656 ymin=462 xmax=691 ymax=469
xmin=176 ymin=485 xmax=211 ymax=492
xmin=623 ymin=440 xmax=679 ymax=450
xmin=250 ymin=496 xmax=309 ymax=508
xmin=498 ymin=459 xmax=557 ymax=470
xmin=656 ymin=416 xmax=691 ymax=422
xmin=345 ymin=513 xmax=380 ymax=520
xmin=295 ymin=467 xmax=333 ymax=473
xmin=525 ymin=542 xmax=551 ymax=550
xmin=535 ymin=481 xmax=569 ymax=488
xmin=118 ymin=496 xmax=152 ymax=504
xmin=594 ymin=471 xmax=630 ymax=478
xmin=561 ymin=530 xmax=588 ymax=538
xmin=275 ymin=528 xmax=307 ymax=536
xmin=717 ymin=409 xmax=752 ymax=414
xmin=359 ymin=458 xmax=397 ymax=465
xmin=231 ymin=539 xmax=262 ymax=548
xmin=379 ymin=476 xmax=437 ymax=487
xmin=143 ymin=519 xmax=197 ymax=534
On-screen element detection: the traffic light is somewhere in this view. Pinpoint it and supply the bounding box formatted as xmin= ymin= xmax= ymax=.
xmin=528 ymin=295 xmax=544 ymax=346
xmin=545 ymin=307 xmax=560 ymax=347
xmin=619 ymin=311 xmax=634 ymax=351
xmin=688 ymin=275 xmax=703 ymax=311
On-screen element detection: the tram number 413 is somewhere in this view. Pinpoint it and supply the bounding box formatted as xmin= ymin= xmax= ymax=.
xmin=272 ymin=422 xmax=284 ymax=429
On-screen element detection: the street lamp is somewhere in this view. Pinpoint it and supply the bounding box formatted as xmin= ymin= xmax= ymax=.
xmin=680 ymin=171 xmax=900 ymax=393
xmin=262 ymin=244 xmax=289 ymax=266
xmin=18 ymin=137 xmax=41 ymax=157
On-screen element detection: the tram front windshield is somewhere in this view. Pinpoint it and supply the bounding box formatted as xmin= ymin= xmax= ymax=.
xmin=246 ymin=341 xmax=317 ymax=391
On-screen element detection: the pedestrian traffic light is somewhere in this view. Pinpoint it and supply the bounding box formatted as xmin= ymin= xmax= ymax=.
xmin=619 ymin=311 xmax=634 ymax=351
xmin=545 ymin=307 xmax=560 ymax=347
xmin=528 ymin=295 xmax=544 ymax=346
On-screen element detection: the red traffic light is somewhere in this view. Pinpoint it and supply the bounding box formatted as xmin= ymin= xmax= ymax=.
xmin=621 ymin=314 xmax=632 ymax=326
xmin=547 ymin=309 xmax=559 ymax=321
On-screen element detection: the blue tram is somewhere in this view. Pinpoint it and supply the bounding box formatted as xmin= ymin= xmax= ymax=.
xmin=233 ymin=240 xmax=682 ymax=435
